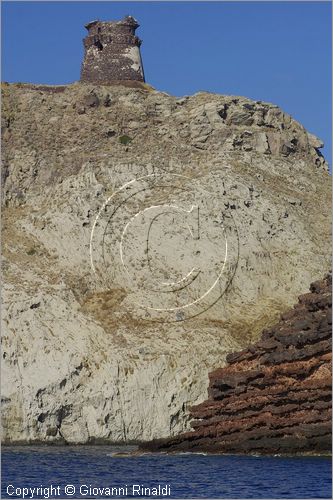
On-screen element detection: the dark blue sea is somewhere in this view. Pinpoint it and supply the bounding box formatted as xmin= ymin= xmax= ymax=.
xmin=1 ymin=446 xmax=332 ymax=499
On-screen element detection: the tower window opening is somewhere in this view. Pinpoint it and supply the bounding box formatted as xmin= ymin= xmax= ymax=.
xmin=94 ymin=40 xmax=103 ymax=51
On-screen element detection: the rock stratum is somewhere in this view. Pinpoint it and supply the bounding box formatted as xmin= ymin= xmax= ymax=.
xmin=141 ymin=275 xmax=332 ymax=455
xmin=1 ymin=82 xmax=331 ymax=444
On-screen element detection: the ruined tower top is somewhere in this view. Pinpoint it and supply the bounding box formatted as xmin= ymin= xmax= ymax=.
xmin=80 ymin=16 xmax=145 ymax=84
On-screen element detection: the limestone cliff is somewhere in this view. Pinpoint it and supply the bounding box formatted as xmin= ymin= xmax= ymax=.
xmin=1 ymin=82 xmax=331 ymax=444
xmin=141 ymin=275 xmax=332 ymax=455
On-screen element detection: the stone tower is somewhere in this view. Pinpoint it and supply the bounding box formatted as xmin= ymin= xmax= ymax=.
xmin=80 ymin=16 xmax=145 ymax=83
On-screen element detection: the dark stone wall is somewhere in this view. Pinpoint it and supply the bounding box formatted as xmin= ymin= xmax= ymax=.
xmin=80 ymin=16 xmax=145 ymax=84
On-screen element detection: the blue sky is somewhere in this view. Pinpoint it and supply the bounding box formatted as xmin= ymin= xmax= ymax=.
xmin=2 ymin=1 xmax=332 ymax=166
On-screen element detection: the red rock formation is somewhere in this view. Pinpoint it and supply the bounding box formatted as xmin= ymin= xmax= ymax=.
xmin=141 ymin=275 xmax=332 ymax=455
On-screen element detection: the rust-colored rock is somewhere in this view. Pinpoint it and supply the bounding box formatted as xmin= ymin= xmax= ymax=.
xmin=141 ymin=275 xmax=332 ymax=455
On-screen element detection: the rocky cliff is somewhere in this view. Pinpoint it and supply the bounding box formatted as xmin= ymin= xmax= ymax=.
xmin=141 ymin=275 xmax=332 ymax=455
xmin=1 ymin=82 xmax=331 ymax=444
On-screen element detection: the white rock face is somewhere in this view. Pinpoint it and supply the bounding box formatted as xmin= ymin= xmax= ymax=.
xmin=1 ymin=83 xmax=331 ymax=444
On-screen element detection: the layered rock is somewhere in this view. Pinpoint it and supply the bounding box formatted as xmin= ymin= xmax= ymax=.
xmin=141 ymin=275 xmax=332 ymax=454
xmin=1 ymin=82 xmax=331 ymax=444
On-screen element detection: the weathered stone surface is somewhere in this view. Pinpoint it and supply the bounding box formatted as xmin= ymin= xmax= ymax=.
xmin=80 ymin=16 xmax=145 ymax=84
xmin=140 ymin=275 xmax=332 ymax=454
xmin=1 ymin=82 xmax=331 ymax=444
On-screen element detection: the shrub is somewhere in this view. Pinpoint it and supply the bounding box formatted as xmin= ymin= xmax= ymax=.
xmin=119 ymin=135 xmax=132 ymax=145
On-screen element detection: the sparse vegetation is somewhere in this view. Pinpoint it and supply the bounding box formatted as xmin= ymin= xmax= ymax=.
xmin=119 ymin=135 xmax=132 ymax=145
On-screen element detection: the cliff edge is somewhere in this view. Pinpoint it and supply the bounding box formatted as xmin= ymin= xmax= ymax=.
xmin=1 ymin=83 xmax=331 ymax=444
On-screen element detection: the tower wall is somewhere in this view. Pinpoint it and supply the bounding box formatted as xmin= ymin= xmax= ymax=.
xmin=80 ymin=16 xmax=145 ymax=83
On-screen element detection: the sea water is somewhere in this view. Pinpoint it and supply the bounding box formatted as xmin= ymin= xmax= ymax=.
xmin=1 ymin=446 xmax=331 ymax=499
